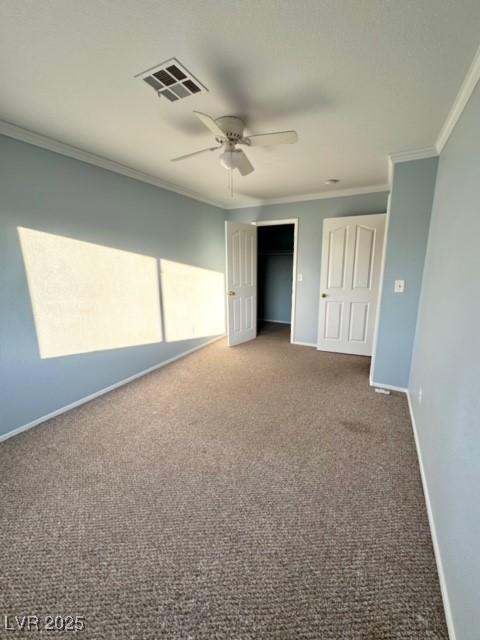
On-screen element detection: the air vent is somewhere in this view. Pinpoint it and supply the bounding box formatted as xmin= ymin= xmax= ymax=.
xmin=136 ymin=58 xmax=208 ymax=103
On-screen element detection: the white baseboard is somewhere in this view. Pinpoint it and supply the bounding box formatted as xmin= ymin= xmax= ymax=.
xmin=0 ymin=335 xmax=224 ymax=445
xmin=260 ymin=319 xmax=291 ymax=325
xmin=292 ymin=340 xmax=316 ymax=348
xmin=370 ymin=380 xmax=408 ymax=393
xmin=407 ymin=391 xmax=456 ymax=640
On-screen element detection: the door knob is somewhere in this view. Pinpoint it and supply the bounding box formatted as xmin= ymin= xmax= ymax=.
xmin=227 ymin=291 xmax=236 ymax=296
xmin=321 ymin=293 xmax=327 ymax=298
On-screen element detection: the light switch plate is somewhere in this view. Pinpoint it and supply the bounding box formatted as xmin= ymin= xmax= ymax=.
xmin=394 ymin=279 xmax=405 ymax=293
xmin=297 ymin=273 xmax=303 ymax=282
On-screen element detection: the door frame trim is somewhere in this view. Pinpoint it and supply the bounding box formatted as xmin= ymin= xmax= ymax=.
xmin=252 ymin=218 xmax=298 ymax=344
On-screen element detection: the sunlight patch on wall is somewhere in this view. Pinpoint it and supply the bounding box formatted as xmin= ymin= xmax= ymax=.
xmin=160 ymin=259 xmax=225 ymax=342
xmin=18 ymin=227 xmax=163 ymax=358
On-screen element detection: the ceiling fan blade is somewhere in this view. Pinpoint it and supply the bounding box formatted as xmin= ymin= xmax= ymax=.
xmin=237 ymin=149 xmax=254 ymax=176
xmin=193 ymin=111 xmax=226 ymax=138
xmin=246 ymin=130 xmax=298 ymax=146
xmin=171 ymin=145 xmax=220 ymax=162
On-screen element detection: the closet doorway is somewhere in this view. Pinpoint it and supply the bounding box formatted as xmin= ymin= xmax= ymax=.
xmin=256 ymin=219 xmax=298 ymax=343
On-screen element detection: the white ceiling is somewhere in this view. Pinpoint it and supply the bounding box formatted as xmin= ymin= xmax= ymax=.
xmin=1 ymin=0 xmax=479 ymax=208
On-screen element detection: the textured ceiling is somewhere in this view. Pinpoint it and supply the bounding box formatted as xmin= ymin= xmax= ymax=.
xmin=1 ymin=0 xmax=479 ymax=207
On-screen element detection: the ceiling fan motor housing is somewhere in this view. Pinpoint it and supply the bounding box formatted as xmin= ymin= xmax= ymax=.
xmin=214 ymin=116 xmax=245 ymax=143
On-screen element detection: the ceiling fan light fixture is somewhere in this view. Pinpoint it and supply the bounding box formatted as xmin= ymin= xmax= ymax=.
xmin=219 ymin=149 xmax=243 ymax=171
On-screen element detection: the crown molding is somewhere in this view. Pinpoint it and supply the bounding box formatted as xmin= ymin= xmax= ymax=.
xmin=389 ymin=146 xmax=438 ymax=164
xmin=225 ymin=184 xmax=390 ymax=210
xmin=387 ymin=146 xmax=438 ymax=187
xmin=2 ymin=43 xmax=479 ymax=213
xmin=387 ymin=43 xmax=480 ymax=185
xmin=0 ymin=120 xmax=224 ymax=209
xmin=0 ymin=120 xmax=389 ymax=211
xmin=387 ymin=156 xmax=394 ymax=188
xmin=436 ymin=43 xmax=480 ymax=153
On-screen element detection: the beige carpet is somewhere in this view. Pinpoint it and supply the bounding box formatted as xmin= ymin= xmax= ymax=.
xmin=0 ymin=323 xmax=447 ymax=639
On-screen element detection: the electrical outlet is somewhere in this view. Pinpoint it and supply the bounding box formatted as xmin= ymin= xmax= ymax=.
xmin=418 ymin=387 xmax=423 ymax=404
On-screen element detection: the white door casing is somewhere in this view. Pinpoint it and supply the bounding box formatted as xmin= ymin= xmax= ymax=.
xmin=225 ymin=221 xmax=257 ymax=346
xmin=317 ymin=213 xmax=386 ymax=356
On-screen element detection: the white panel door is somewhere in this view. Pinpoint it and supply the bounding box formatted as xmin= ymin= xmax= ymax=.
xmin=225 ymin=221 xmax=257 ymax=346
xmin=317 ymin=213 xmax=386 ymax=356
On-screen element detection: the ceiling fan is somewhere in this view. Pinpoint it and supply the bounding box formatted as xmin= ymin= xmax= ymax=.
xmin=171 ymin=111 xmax=298 ymax=175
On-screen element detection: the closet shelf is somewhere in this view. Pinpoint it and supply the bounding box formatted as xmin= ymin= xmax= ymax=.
xmin=258 ymin=250 xmax=294 ymax=256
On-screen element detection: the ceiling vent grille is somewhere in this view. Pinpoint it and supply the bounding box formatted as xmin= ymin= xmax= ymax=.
xmin=136 ymin=58 xmax=208 ymax=102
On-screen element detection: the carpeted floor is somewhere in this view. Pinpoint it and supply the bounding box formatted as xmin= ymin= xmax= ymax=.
xmin=0 ymin=324 xmax=447 ymax=639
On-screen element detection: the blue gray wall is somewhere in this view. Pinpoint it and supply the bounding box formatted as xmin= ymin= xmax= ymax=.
xmin=227 ymin=192 xmax=389 ymax=344
xmin=258 ymin=225 xmax=294 ymax=323
xmin=372 ymin=157 xmax=438 ymax=388
xmin=0 ymin=135 xmax=225 ymax=437
xmin=259 ymin=254 xmax=293 ymax=323
xmin=409 ymin=82 xmax=480 ymax=640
